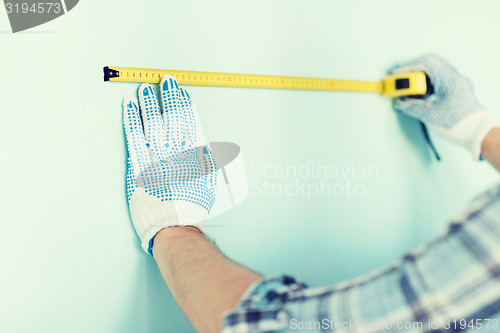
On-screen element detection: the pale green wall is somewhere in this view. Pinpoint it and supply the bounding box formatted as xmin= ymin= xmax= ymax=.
xmin=1 ymin=1 xmax=499 ymax=332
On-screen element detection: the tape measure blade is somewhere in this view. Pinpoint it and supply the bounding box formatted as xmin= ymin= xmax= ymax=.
xmin=104 ymin=66 xmax=383 ymax=93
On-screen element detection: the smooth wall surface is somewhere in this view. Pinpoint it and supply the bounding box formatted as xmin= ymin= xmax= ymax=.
xmin=1 ymin=1 xmax=500 ymax=332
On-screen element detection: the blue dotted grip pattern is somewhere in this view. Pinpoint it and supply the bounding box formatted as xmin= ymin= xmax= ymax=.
xmin=124 ymin=76 xmax=217 ymax=213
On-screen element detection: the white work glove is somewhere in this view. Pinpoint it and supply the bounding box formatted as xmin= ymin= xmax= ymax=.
xmin=123 ymin=75 xmax=217 ymax=255
xmin=390 ymin=54 xmax=500 ymax=160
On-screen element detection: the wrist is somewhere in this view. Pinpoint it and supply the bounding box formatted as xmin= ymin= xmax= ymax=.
xmin=481 ymin=127 xmax=500 ymax=159
xmin=158 ymin=225 xmax=205 ymax=240
xmin=152 ymin=225 xmax=206 ymax=257
xmin=433 ymin=111 xmax=500 ymax=160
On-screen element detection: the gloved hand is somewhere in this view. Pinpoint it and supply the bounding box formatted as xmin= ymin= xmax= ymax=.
xmin=123 ymin=75 xmax=217 ymax=255
xmin=390 ymin=54 xmax=500 ymax=160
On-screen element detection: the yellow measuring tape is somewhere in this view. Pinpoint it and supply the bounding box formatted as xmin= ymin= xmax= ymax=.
xmin=103 ymin=66 xmax=428 ymax=98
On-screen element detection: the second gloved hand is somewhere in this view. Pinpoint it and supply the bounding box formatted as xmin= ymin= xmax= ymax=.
xmin=390 ymin=54 xmax=500 ymax=160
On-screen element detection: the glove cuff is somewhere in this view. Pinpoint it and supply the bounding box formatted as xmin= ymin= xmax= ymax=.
xmin=465 ymin=112 xmax=500 ymax=160
xmin=433 ymin=111 xmax=500 ymax=160
xmin=129 ymin=189 xmax=207 ymax=254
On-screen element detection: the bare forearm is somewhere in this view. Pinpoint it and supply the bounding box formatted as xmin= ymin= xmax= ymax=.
xmin=152 ymin=227 xmax=262 ymax=333
xmin=482 ymin=128 xmax=500 ymax=173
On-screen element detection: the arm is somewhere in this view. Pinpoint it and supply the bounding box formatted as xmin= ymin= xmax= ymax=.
xmin=482 ymin=128 xmax=500 ymax=172
xmin=153 ymin=227 xmax=261 ymax=333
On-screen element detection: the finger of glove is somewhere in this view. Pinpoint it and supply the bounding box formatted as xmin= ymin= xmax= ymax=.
xmin=123 ymin=96 xmax=152 ymax=177
xmin=160 ymin=75 xmax=187 ymax=154
xmin=191 ymin=104 xmax=207 ymax=147
xmin=179 ymin=87 xmax=203 ymax=148
xmin=392 ymin=97 xmax=428 ymax=121
xmin=199 ymin=146 xmax=218 ymax=189
xmin=139 ymin=84 xmax=168 ymax=161
xmin=126 ymin=158 xmax=136 ymax=202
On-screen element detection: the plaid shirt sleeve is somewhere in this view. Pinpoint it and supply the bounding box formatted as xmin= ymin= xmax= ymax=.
xmin=221 ymin=184 xmax=500 ymax=333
